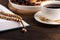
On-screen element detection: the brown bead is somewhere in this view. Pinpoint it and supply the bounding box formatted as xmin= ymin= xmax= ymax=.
xmin=1 ymin=12 xmax=22 ymax=20
xmin=22 ymin=28 xmax=27 ymax=33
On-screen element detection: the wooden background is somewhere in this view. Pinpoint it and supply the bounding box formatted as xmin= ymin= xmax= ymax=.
xmin=0 ymin=0 xmax=60 ymax=40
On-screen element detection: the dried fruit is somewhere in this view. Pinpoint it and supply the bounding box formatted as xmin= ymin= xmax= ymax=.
xmin=11 ymin=0 xmax=42 ymax=6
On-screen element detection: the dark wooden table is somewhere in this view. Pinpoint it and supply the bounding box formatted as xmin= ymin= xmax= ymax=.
xmin=0 ymin=0 xmax=60 ymax=40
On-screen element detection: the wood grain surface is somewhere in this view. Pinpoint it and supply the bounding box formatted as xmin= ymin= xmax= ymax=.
xmin=0 ymin=0 xmax=60 ymax=40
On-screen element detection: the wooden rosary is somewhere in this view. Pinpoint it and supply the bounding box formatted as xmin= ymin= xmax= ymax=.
xmin=0 ymin=11 xmax=27 ymax=32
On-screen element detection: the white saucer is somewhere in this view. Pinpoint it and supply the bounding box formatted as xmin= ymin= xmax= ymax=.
xmin=34 ymin=11 xmax=60 ymax=25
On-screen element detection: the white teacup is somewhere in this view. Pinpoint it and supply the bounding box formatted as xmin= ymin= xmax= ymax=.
xmin=41 ymin=1 xmax=60 ymax=20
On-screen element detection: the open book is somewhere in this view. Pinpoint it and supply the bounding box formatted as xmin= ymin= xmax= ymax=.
xmin=0 ymin=4 xmax=30 ymax=31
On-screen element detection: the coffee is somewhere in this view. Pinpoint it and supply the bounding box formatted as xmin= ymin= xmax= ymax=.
xmin=44 ymin=4 xmax=60 ymax=9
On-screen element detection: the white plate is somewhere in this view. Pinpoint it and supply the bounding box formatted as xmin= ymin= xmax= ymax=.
xmin=34 ymin=11 xmax=60 ymax=25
